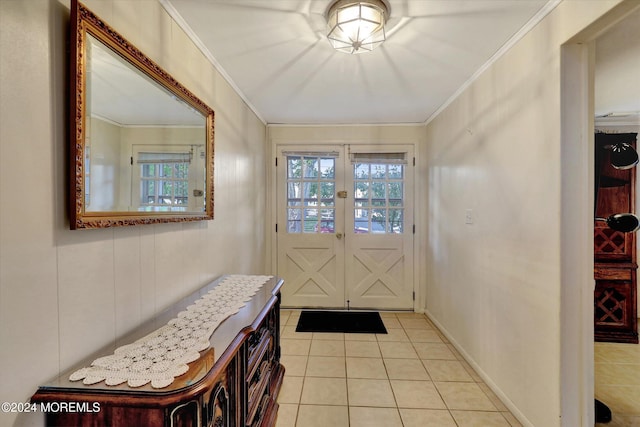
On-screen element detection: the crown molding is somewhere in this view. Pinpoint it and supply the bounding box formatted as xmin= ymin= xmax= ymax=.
xmin=159 ymin=0 xmax=267 ymax=126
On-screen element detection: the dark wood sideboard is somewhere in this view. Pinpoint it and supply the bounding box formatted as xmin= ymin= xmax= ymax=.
xmin=31 ymin=276 xmax=285 ymax=426
xmin=594 ymin=133 xmax=638 ymax=344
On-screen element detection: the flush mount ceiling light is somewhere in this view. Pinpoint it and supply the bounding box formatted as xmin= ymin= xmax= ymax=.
xmin=326 ymin=0 xmax=390 ymax=54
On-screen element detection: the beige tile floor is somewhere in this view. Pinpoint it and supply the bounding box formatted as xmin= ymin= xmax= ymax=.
xmin=276 ymin=310 xmax=522 ymax=427
xmin=595 ymin=339 xmax=640 ymax=427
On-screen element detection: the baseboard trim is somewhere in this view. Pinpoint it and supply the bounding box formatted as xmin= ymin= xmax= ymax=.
xmin=424 ymin=309 xmax=535 ymax=427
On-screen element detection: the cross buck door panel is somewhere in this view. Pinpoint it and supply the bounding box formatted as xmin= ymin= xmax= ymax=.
xmin=276 ymin=145 xmax=414 ymax=310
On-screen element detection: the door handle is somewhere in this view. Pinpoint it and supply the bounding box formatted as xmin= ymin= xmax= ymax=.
xmin=336 ymin=233 xmax=343 ymax=240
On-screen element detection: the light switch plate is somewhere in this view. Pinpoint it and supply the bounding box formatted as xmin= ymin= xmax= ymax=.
xmin=465 ymin=209 xmax=473 ymax=224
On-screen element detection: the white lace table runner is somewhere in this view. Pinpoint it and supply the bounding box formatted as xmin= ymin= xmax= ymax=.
xmin=69 ymin=275 xmax=272 ymax=389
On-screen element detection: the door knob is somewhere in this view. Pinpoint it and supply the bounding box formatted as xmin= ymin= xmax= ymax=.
xmin=336 ymin=233 xmax=343 ymax=240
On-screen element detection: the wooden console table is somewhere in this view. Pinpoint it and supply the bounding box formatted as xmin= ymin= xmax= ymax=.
xmin=31 ymin=275 xmax=285 ymax=427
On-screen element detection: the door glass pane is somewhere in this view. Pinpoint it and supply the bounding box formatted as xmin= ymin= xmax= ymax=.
xmin=321 ymin=208 xmax=335 ymax=221
xmin=388 ymin=164 xmax=403 ymax=179
xmin=319 ymin=209 xmax=335 ymax=233
xmin=304 ymin=208 xmax=317 ymax=233
xmin=285 ymin=154 xmax=336 ymax=234
xmin=160 ymin=164 xmax=172 ymax=177
xmin=388 ymin=209 xmax=403 ymax=233
xmin=388 ymin=182 xmax=403 ymax=200
xmin=288 ymin=182 xmax=301 ymax=202
xmin=303 ymin=158 xmax=318 ymax=178
xmin=355 ymin=182 xmax=369 ymax=199
xmin=303 ymin=182 xmax=316 ymax=205
xmin=353 ymin=161 xmax=404 ymax=234
xmin=371 ymin=209 xmax=386 ymax=234
xmin=320 ymin=159 xmax=335 ymax=178
xmin=175 ymin=163 xmax=188 ymax=179
xmin=355 ymin=164 xmax=369 ymax=179
xmin=288 ymin=157 xmax=302 ymax=178
xmin=354 ymin=208 xmax=367 ymax=232
xmin=320 ymin=182 xmax=335 ymax=206
xmin=143 ymin=164 xmax=155 ymax=177
xmin=287 ymin=208 xmax=301 ymax=233
xmin=371 ymin=164 xmax=385 ymax=179
xmin=371 ymin=182 xmax=386 ymax=200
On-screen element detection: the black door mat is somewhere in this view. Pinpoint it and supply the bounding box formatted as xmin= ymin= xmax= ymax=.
xmin=295 ymin=310 xmax=387 ymax=334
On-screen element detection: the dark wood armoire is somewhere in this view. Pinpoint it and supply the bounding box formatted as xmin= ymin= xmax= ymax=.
xmin=594 ymin=132 xmax=639 ymax=344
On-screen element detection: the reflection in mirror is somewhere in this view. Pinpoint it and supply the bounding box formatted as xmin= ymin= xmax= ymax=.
xmin=71 ymin=0 xmax=214 ymax=228
xmin=86 ymin=35 xmax=207 ymax=213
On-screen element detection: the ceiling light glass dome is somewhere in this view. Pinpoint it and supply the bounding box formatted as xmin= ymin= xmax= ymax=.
xmin=326 ymin=0 xmax=389 ymax=54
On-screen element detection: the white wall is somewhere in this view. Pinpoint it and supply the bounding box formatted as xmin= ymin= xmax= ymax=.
xmin=594 ymin=7 xmax=640 ymax=117
xmin=0 ymin=1 xmax=267 ymax=426
xmin=89 ymin=118 xmax=122 ymax=210
xmin=423 ymin=1 xmax=631 ymax=426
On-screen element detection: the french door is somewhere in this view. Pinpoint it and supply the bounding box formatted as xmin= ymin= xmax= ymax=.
xmin=276 ymin=145 xmax=414 ymax=310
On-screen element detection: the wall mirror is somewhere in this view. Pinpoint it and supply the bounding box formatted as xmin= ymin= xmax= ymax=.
xmin=70 ymin=0 xmax=214 ymax=229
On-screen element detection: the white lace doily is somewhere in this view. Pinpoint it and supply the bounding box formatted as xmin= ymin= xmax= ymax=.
xmin=69 ymin=275 xmax=272 ymax=389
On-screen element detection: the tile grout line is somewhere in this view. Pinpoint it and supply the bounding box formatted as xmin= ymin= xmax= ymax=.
xmin=278 ymin=310 xmax=523 ymax=426
xmin=400 ymin=316 xmax=459 ymax=425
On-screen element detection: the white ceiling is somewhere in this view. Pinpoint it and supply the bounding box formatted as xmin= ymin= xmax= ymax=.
xmin=162 ymin=0 xmax=554 ymax=124
xmin=89 ymin=34 xmax=205 ymax=127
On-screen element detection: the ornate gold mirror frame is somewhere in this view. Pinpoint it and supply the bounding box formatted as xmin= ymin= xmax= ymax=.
xmin=70 ymin=0 xmax=214 ymax=229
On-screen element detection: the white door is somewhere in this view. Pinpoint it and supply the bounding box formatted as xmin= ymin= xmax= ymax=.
xmin=345 ymin=147 xmax=414 ymax=309
xmin=276 ymin=146 xmax=345 ymax=308
xmin=276 ymin=145 xmax=414 ymax=310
